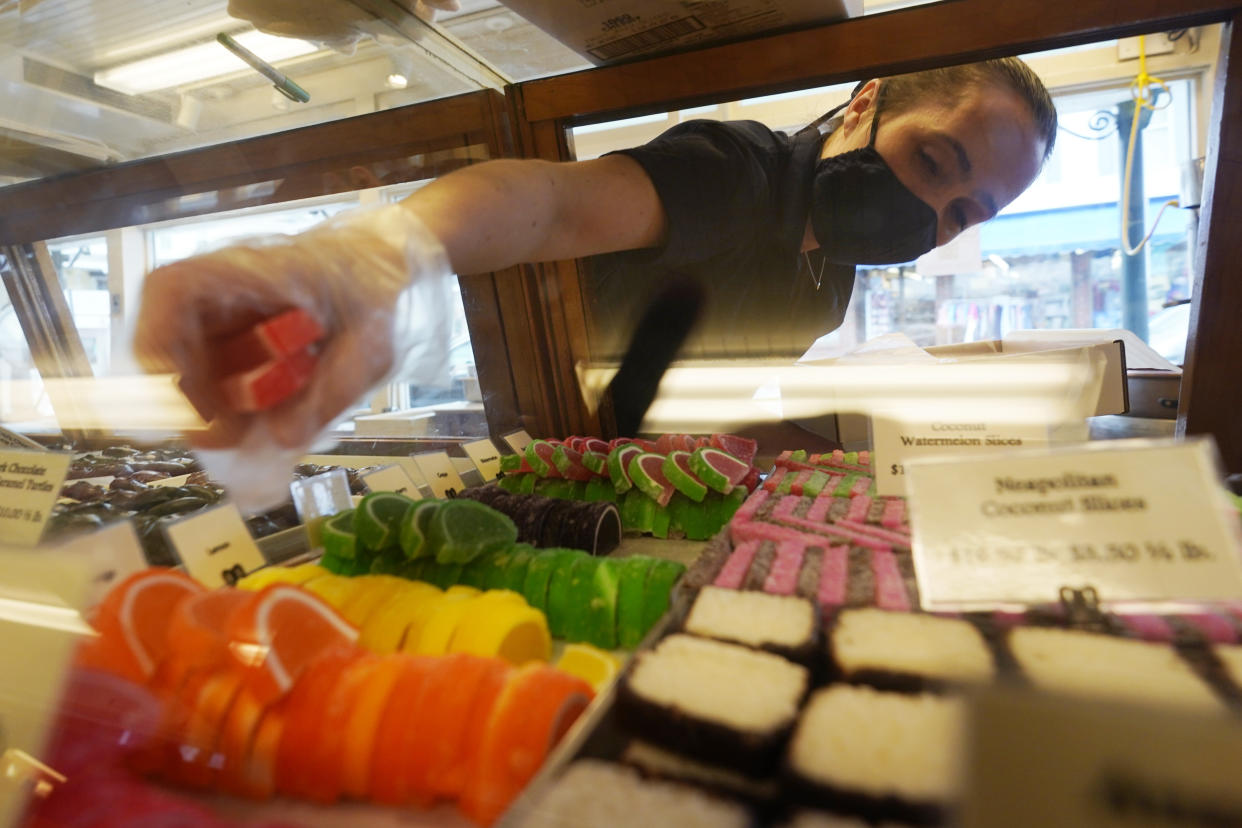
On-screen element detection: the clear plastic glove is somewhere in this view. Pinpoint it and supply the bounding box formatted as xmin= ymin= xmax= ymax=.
xmin=133 ymin=203 xmax=455 ymax=509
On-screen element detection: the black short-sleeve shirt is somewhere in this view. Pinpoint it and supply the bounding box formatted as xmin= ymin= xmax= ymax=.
xmin=585 ymin=119 xmax=856 ymax=361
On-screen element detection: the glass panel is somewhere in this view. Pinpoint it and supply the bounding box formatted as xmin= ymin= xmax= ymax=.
xmin=571 ymin=35 xmax=1210 ymax=368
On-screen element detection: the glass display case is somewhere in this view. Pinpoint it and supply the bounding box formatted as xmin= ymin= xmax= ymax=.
xmin=3 ymin=1 xmax=1242 ymax=827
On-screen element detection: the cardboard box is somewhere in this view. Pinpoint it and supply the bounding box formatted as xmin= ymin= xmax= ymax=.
xmin=797 ymin=331 xmax=1133 ymax=447
xmin=499 ymin=0 xmax=862 ymax=65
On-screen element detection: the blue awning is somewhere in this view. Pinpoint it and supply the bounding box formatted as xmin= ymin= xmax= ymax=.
xmin=981 ymin=196 xmax=1192 ymax=258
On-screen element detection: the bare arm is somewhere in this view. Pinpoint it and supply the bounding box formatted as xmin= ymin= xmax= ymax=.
xmin=399 ymin=155 xmax=666 ymax=275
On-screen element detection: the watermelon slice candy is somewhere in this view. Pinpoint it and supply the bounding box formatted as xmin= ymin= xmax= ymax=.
xmin=709 ymin=433 xmax=758 ymax=465
xmin=551 ymin=445 xmax=595 ymax=482
xmin=627 ymin=452 xmax=675 ymax=507
xmin=740 ymin=465 xmax=763 ymax=493
xmin=608 ymin=438 xmax=635 ymax=450
xmin=524 ymin=440 xmax=563 ymax=478
xmin=581 ymin=451 xmax=609 ymax=476
xmin=661 ymin=451 xmax=708 ymax=503
xmin=607 ymin=444 xmax=643 ymax=494
xmin=654 ymin=434 xmax=679 ymax=454
xmin=583 ymin=438 xmax=611 ymax=455
xmin=687 ymin=447 xmax=750 ymax=495
xmin=631 ymin=438 xmax=659 ymax=453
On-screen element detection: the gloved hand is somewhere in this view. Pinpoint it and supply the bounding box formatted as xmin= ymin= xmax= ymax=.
xmin=133 ymin=204 xmax=455 ymax=504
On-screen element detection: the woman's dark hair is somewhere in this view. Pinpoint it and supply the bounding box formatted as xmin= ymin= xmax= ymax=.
xmin=809 ymin=57 xmax=1057 ymax=163
xmin=881 ymin=57 xmax=1058 ymax=161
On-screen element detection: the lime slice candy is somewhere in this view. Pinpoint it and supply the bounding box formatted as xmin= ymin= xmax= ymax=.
xmin=399 ymin=499 xmax=441 ymax=559
xmin=354 ymin=491 xmax=417 ymax=551
xmin=427 ymin=499 xmax=519 ymax=564
xmin=321 ymin=509 xmax=357 ymax=560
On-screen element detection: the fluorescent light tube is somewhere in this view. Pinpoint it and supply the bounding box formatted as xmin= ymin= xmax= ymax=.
xmin=94 ymin=30 xmax=317 ymax=95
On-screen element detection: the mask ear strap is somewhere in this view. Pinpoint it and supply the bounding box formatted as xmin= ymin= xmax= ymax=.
xmin=868 ymin=83 xmax=886 ymax=147
xmin=802 ymin=99 xmax=850 ymax=134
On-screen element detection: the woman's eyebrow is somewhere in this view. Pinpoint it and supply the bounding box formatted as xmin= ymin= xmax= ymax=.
xmin=935 ymin=133 xmax=999 ymax=218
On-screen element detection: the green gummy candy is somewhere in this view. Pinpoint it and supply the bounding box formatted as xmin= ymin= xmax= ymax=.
xmin=559 ymin=556 xmax=602 ymax=644
xmin=662 ymin=451 xmax=707 ymax=503
xmin=501 ymin=544 xmax=538 ymax=593
xmin=401 ymin=556 xmax=437 ymax=585
xmin=368 ymin=549 xmax=407 ymax=575
xmin=668 ymin=492 xmax=711 ymax=541
xmin=498 ymin=454 xmax=523 ymax=473
xmin=641 ymin=559 xmax=686 ymax=633
xmin=319 ymin=550 xmax=351 ymax=575
xmin=789 ymin=449 xmax=808 ymax=463
xmin=583 ymin=477 xmax=616 ymax=503
xmin=522 ymin=548 xmax=578 ymax=613
xmin=545 ymin=550 xmax=589 ymax=638
xmin=650 ymin=504 xmax=671 ymax=539
xmin=428 ymin=499 xmax=518 ymax=564
xmin=482 ymin=547 xmax=516 ymax=590
xmin=776 ymin=472 xmax=795 ymax=495
xmin=582 ymin=451 xmax=608 ymax=475
xmin=620 ymin=489 xmax=655 ymax=533
xmin=607 ymin=445 xmax=640 ymax=494
xmin=495 ymin=474 xmax=525 ymax=494
xmin=400 ymin=500 xmax=440 ymax=559
xmin=524 ymin=440 xmax=554 ymax=476
xmin=322 ymin=510 xmax=357 ymax=561
xmin=582 ymin=558 xmax=620 ymax=649
xmin=354 ymin=491 xmax=417 ymax=552
xmin=802 ymin=470 xmax=831 ymax=497
xmin=534 ymin=478 xmax=576 ymax=499
xmin=832 ymin=473 xmax=859 ymax=498
xmin=843 ymin=451 xmax=859 ymax=464
xmin=615 ymin=556 xmax=656 ymax=649
xmin=426 ymin=561 xmax=464 ymax=590
xmin=459 ymin=548 xmax=501 ymax=588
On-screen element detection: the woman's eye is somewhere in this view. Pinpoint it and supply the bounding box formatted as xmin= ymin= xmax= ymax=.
xmin=919 ymin=149 xmax=939 ymax=176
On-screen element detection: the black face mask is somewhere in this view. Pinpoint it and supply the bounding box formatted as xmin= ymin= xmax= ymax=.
xmin=809 ymin=89 xmax=939 ymax=265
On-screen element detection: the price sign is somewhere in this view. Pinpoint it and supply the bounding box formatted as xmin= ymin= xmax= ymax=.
xmin=462 ymin=438 xmax=503 ymax=481
xmin=412 ymin=451 xmax=465 ymax=499
xmin=0 ymin=425 xmax=46 ymax=451
xmin=502 ymin=430 xmax=533 ymax=454
xmin=163 ymin=503 xmax=267 ymax=587
xmin=962 ymin=688 xmax=1242 ymax=828
xmin=301 ymin=454 xmax=427 ymax=490
xmin=72 ymin=521 xmax=147 ymax=608
xmin=0 ymin=450 xmax=72 ymax=546
xmin=873 ymin=416 xmax=1061 ymax=497
xmin=289 ymin=467 xmax=354 ymax=523
xmin=907 ymin=438 xmax=1242 ymax=610
xmin=360 ymin=464 xmax=420 ymax=497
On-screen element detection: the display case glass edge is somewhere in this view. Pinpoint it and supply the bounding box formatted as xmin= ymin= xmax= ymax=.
xmin=1178 ymin=14 xmax=1242 ymax=473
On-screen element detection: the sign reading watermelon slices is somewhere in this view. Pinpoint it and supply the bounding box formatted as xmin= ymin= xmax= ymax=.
xmin=413 ymin=451 xmax=465 ymax=499
xmin=74 ymin=521 xmax=148 ymax=608
xmin=163 ymin=503 xmax=267 ymax=587
xmin=0 ymin=450 xmax=72 ymax=546
xmin=462 ymin=438 xmax=503 ymax=481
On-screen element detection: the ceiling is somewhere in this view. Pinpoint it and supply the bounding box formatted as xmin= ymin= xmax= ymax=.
xmin=0 ymin=0 xmax=920 ymax=185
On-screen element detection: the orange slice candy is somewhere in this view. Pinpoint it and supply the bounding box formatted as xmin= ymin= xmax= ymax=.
xmin=427 ymin=657 xmax=512 ymax=800
xmin=339 ymin=654 xmax=408 ymax=800
xmin=227 ymin=583 xmax=360 ymax=705
xmin=154 ymin=587 xmax=254 ymax=695
xmin=459 ymin=664 xmax=595 ymax=825
xmin=274 ymin=651 xmax=358 ymax=799
xmin=91 ymin=568 xmax=205 ymax=680
xmin=304 ymin=653 xmax=386 ymax=804
xmin=368 ymin=655 xmax=439 ymax=805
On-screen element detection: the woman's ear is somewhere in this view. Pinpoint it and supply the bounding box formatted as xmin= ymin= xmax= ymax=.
xmin=840 ymin=78 xmax=882 ymax=139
